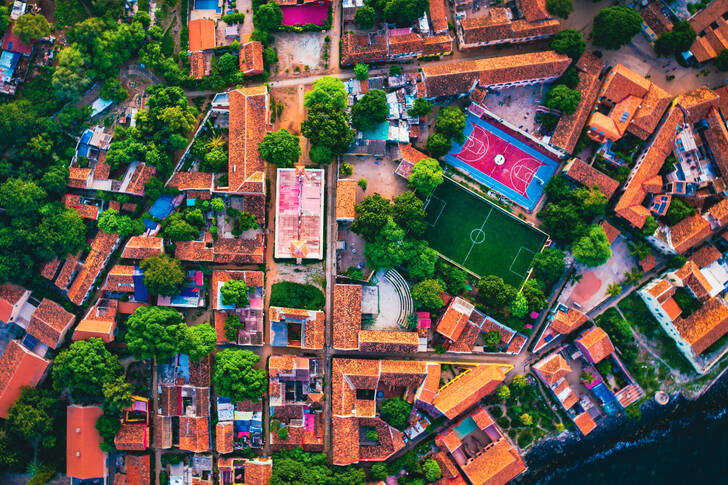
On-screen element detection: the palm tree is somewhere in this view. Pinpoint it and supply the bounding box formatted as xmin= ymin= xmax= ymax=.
xmin=623 ymin=267 xmax=644 ymax=285
xmin=607 ymin=282 xmax=621 ymax=298
xmin=628 ymin=240 xmax=651 ymax=260
xmin=207 ymin=135 xmax=225 ymax=150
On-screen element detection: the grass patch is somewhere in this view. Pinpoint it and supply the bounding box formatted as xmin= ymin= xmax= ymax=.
xmin=270 ymin=282 xmax=325 ymax=310
xmin=423 ymin=179 xmax=546 ymax=286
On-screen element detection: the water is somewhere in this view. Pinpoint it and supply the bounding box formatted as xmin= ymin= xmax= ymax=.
xmin=519 ymin=374 xmax=728 ymax=484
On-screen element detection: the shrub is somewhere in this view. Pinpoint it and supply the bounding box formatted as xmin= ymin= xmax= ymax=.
xmin=270 ymin=282 xmax=325 ymax=309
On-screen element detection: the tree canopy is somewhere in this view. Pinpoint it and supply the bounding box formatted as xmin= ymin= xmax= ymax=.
xmin=572 ymin=225 xmax=612 ymax=267
xmin=52 ymin=338 xmax=123 ymax=398
xmin=426 ymin=133 xmax=452 ymax=158
xmin=434 ymin=106 xmax=466 ymax=143
xmin=304 ymin=76 xmax=348 ymax=110
xmin=354 ymin=5 xmax=377 ymax=29
xmin=351 ymin=193 xmax=393 ymax=241
xmin=301 ymin=106 xmax=354 ymax=154
xmin=125 ymin=306 xmax=188 ymax=360
xmin=592 ymin=6 xmax=642 ymax=50
xmin=408 ymin=98 xmax=433 ymax=118
xmin=545 ymin=84 xmax=581 ymax=114
xmin=663 ymin=197 xmax=695 ymax=226
xmin=213 ymin=349 xmax=268 ymax=401
xmin=352 ymin=89 xmax=389 ymax=131
xmin=546 ymin=0 xmax=573 ymax=19
xmin=654 ymin=21 xmax=696 ymax=57
xmin=6 ymin=388 xmax=60 ymax=460
xmin=550 ymin=29 xmax=586 ymax=59
xmin=182 ymin=323 xmax=217 ymax=362
xmin=380 ymin=397 xmax=413 ymax=430
xmin=392 ymin=191 xmax=427 ymax=237
xmin=220 ymin=279 xmax=251 ymax=307
xmin=258 ymin=129 xmax=301 ymax=167
xmin=353 ymin=63 xmax=370 ymax=81
xmin=410 ymin=279 xmax=445 ymax=310
xmin=477 ymin=275 xmax=517 ymax=309
xmin=408 ymin=158 xmax=443 ymax=196
xmin=253 ymin=1 xmax=283 ymax=32
xmin=532 ymin=247 xmax=566 ymax=286
xmin=140 ymin=254 xmax=185 ymax=296
xmin=13 ymin=13 xmax=50 ymax=43
xmin=97 ymin=208 xmax=145 ymax=238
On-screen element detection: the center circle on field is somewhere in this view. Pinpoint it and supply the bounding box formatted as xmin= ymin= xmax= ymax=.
xmin=470 ymin=228 xmax=486 ymax=244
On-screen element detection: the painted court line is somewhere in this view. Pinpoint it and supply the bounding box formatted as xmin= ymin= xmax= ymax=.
xmin=462 ymin=207 xmax=493 ymax=266
xmin=425 ymin=196 xmax=447 ymax=227
xmin=509 ymin=246 xmax=536 ymax=278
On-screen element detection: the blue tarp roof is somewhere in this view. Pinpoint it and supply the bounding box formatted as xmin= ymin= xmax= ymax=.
xmin=133 ymin=268 xmax=149 ymax=303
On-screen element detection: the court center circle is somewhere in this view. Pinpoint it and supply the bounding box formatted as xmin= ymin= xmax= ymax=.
xmin=470 ymin=228 xmax=486 ymax=244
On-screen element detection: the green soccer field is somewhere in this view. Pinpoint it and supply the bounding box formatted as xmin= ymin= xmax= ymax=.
xmin=423 ymin=179 xmax=547 ymax=286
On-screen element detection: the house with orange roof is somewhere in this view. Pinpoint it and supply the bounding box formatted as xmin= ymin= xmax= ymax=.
xmin=188 ymin=18 xmax=216 ymax=80
xmin=63 ymin=231 xmax=121 ymax=306
xmin=562 ymin=158 xmax=620 ymax=199
xmin=431 ymin=364 xmax=509 ymax=419
xmin=0 ymin=283 xmax=31 ymax=326
xmin=533 ymin=353 xmax=571 ymax=386
xmin=63 ymin=193 xmax=101 ymax=220
xmin=688 ymin=0 xmax=728 ymax=63
xmin=268 ymin=355 xmax=324 ymax=451
xmin=575 ymin=326 xmax=615 ymax=364
xmin=531 ymin=303 xmax=590 ymax=353
xmin=121 ymin=236 xmax=164 ymax=260
xmin=0 ymin=339 xmax=50 ymax=417
xmin=270 ymin=306 xmax=324 ymax=349
xmin=422 ymin=50 xmax=569 ymax=99
xmin=394 ymin=143 xmax=429 ymax=179
xmin=73 ymin=298 xmax=119 ymax=343
xmin=211 ymin=270 xmax=264 ymax=346
xmin=67 ymin=405 xmax=107 ymax=483
xmin=274 ymin=167 xmax=325 ymax=261
xmin=336 ymin=179 xmax=357 ymax=221
xmin=114 ymin=454 xmax=151 ymax=485
xmin=25 ymin=297 xmax=75 ymax=351
xmin=218 ymin=457 xmax=273 ymax=485
xmin=114 ymin=395 xmax=150 ymax=451
xmin=587 ymin=64 xmax=671 ymax=144
xmin=240 ymin=40 xmax=265 ymax=76
xmin=434 ymin=405 xmax=526 ymax=485
xmin=225 ymin=86 xmax=269 ymax=195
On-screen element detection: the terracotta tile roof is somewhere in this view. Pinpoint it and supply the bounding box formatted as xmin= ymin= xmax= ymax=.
xmin=675 ymin=260 xmax=713 ymax=301
xmin=518 ymin=0 xmax=551 ymax=22
xmin=0 ymin=283 xmax=27 ymax=322
xmin=55 ymin=253 xmax=81 ymax=291
xmin=226 ymin=87 xmax=267 ymax=194
xmin=340 ymin=31 xmax=388 ymax=66
xmin=125 ymin=454 xmax=150 ymax=485
xmin=63 ymin=194 xmax=100 ymax=220
xmin=68 ymin=231 xmax=120 ymax=305
xmin=715 ymin=85 xmax=728 ymax=120
xmin=415 ymin=362 xmax=441 ymax=405
xmin=573 ymin=411 xmax=597 ymax=436
xmin=459 ymin=438 xmax=527 ymax=485
xmin=178 ymin=415 xmax=210 ymax=452
xmin=216 ymin=421 xmax=234 ymax=454
xmin=189 ymin=51 xmax=209 ymax=80
xmin=0 ymin=340 xmax=50 ymax=418
xmin=210 ymin=270 xmax=263 ymax=310
xmin=421 ymin=34 xmax=453 ymax=57
xmin=708 ymin=197 xmax=728 ymax=226
xmin=388 ymin=32 xmax=424 ymax=56
xmin=448 ymin=322 xmax=481 ymax=353
xmin=639 ymin=254 xmax=656 ymax=272
xmin=429 ymin=0 xmax=448 ymax=33
xmin=551 ymin=308 xmax=588 ymax=334
xmin=436 ymin=296 xmax=473 ymax=342
xmin=73 ymin=298 xmax=118 ymax=343
xmin=67 ymin=167 xmax=92 ymax=189
xmin=26 ymin=298 xmax=74 ymax=349
xmin=336 ymin=179 xmax=357 ymax=220
xmin=661 ymin=297 xmax=683 ymax=321
xmin=432 ymin=365 xmax=507 ymax=419
xmin=565 ymin=159 xmax=620 ymax=199
xmin=121 ymin=236 xmax=164 ymax=260
xmin=422 ymin=51 xmax=570 ymax=98
xmin=506 ymin=333 xmax=527 ymax=354
xmin=552 ymin=378 xmax=577 ymax=409
xmin=690 ymin=245 xmax=722 ymax=268
xmin=103 ymin=264 xmax=135 ymax=293
xmin=154 ymin=415 xmax=173 ymax=448
xmin=168 ymin=172 xmax=214 ymax=191
xmin=577 ymin=326 xmax=615 ymax=363
xmin=629 ymin=83 xmax=673 ymax=140
xmin=600 ymin=220 xmax=621 ymax=244
xmin=188 ymin=18 xmax=216 ymax=52
xmin=551 ymin=53 xmax=603 ymax=153
xmin=66 ymin=405 xmax=105 ymax=480
xmin=176 ymin=234 xmax=265 ymax=264
xmin=331 ymin=416 xmax=360 ymax=465
xmin=689 ymin=0 xmax=728 ymax=61
xmin=647 ymin=278 xmax=675 ymax=302
xmin=434 ymin=451 xmax=460 ymax=479
xmin=40 ymin=258 xmax=61 ymax=280
xmin=533 ymin=353 xmax=571 ymax=385
xmin=240 ymin=41 xmax=265 ymax=76
xmin=642 ymin=2 xmax=674 ymax=36
xmin=669 ymin=214 xmax=712 ymax=254
xmin=333 ymin=284 xmax=361 ymax=350
xmin=244 ymin=458 xmax=273 ymax=485
xmin=358 ymin=330 xmax=419 ymax=353
xmin=125 ymin=163 xmax=156 ymax=195
xmin=114 ymin=422 xmax=148 ymax=450
xmin=304 ymin=310 xmax=325 ymax=350
xmin=480 ymin=316 xmax=516 ymax=345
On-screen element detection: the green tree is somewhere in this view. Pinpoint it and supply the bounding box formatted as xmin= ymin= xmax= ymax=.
xmin=558 ymin=65 xmax=580 ymax=89
xmin=572 ymin=225 xmax=612 ymax=267
xmin=159 ymin=106 xmax=197 ymax=134
xmin=532 ymin=247 xmax=566 ymax=286
xmin=477 ymin=275 xmax=517 ymax=309
xmin=258 ymin=129 xmax=301 ymax=167
xmin=521 ymin=279 xmax=547 ymax=312
xmin=309 ymin=144 xmax=333 ymax=165
xmin=715 ymin=49 xmax=728 ymax=71
xmin=100 ymin=78 xmax=129 ymax=103
xmin=392 ymin=190 xmax=427 ymax=236
xmin=408 ymin=244 xmax=438 ymax=281
xmin=496 ymin=385 xmax=511 ymax=400
xmin=351 ymin=193 xmax=392 ymax=241
xmin=520 ymin=413 xmax=533 ymax=426
xmin=353 ymin=63 xmax=369 ymax=81
xmin=607 ymin=282 xmax=621 ymax=297
xmin=484 ymin=330 xmax=501 ymax=350
xmin=41 ymin=165 xmax=70 ymax=195
xmin=13 ymin=13 xmax=50 ymax=43
xmin=304 ymin=76 xmax=348 ymax=110
xmin=213 ymin=349 xmax=267 ymax=401
xmin=97 ymin=209 xmax=144 ymax=238
xmin=218 ymin=52 xmax=238 ymax=74
xmin=436 ymin=259 xmax=468 ymax=294
xmin=236 ymin=211 xmax=258 ymax=233
xmin=263 ymin=47 xmax=277 ymax=65
xmin=52 ymin=338 xmax=122 ymax=398
xmin=545 ymin=84 xmax=581 ymax=114
xmin=301 ymin=106 xmax=354 ymax=154
xmin=435 ymin=106 xmax=466 ymax=142
xmin=628 ymin=240 xmax=652 ymax=260
xmin=592 ymin=6 xmax=642 ymax=50
xmin=352 ymin=89 xmax=389 ymax=131
xmin=408 ymin=98 xmax=433 ymax=118
xmin=52 ymin=47 xmax=91 ymax=102
xmin=0 ymin=178 xmax=46 ymax=217
xmin=408 ymin=157 xmax=443 ymax=196
xmin=364 ymin=217 xmax=407 ymax=269
xmin=654 ymin=21 xmax=696 ymax=57
xmin=6 ymin=388 xmax=59 ymax=461
xmin=182 ymin=323 xmax=217 ymax=361
xmin=426 ymin=133 xmax=452 ymax=158
xmin=224 ymin=314 xmax=245 ymax=342
xmin=140 ymin=254 xmax=185 ymax=296
xmin=162 ymin=212 xmax=199 ymax=241
xmin=410 ymin=279 xmax=445 ymax=310
xmin=380 ymin=397 xmax=412 ymax=430
xmin=96 ymin=414 xmax=120 ymax=452
xmin=511 ymin=374 xmax=528 ymax=391
xmin=546 ymin=0 xmax=573 ymax=19
xmin=253 ymin=1 xmax=283 ymax=32
xmin=0 ymin=7 xmax=10 ymax=37
xmin=510 ymin=292 xmax=529 ymax=318
xmin=125 ymin=306 xmax=187 ymax=360
xmin=642 ymin=215 xmax=659 ymax=236
xmin=389 ymin=64 xmax=402 ymax=76
xmin=382 ymin=0 xmax=428 ymax=27
xmin=354 ymin=5 xmax=377 ymax=29
xmin=220 ymin=279 xmax=250 ymax=307
xmin=102 ymin=375 xmax=133 ymax=416
xmin=663 ymin=197 xmax=695 ymax=226
xmin=370 ymin=463 xmax=388 ymax=480
xmin=423 ymin=459 xmax=442 ymax=483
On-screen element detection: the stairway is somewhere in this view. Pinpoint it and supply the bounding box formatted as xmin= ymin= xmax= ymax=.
xmin=385 ymin=269 xmax=414 ymax=328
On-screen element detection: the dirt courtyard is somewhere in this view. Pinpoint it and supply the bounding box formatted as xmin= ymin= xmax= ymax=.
xmin=271 ymin=84 xmax=315 ymax=164
xmin=275 ymin=32 xmax=326 ymax=76
xmin=482 ymin=85 xmax=546 ymax=135
xmin=341 ymin=155 xmax=409 ymax=202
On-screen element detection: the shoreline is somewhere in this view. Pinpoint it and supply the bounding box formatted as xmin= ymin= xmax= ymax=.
xmin=516 ymin=371 xmax=728 ymax=483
